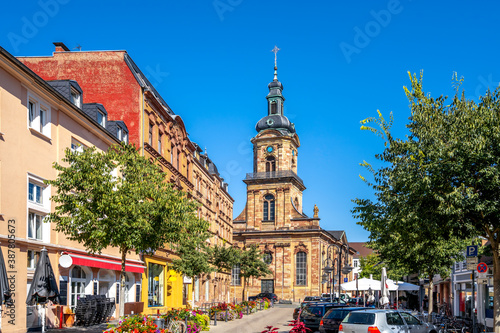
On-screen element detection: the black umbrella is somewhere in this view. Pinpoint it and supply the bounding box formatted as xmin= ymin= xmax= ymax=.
xmin=26 ymin=248 xmax=60 ymax=305
xmin=0 ymin=246 xmax=12 ymax=305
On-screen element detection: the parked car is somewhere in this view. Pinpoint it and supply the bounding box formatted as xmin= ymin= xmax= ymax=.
xmin=339 ymin=309 xmax=438 ymax=333
xmin=247 ymin=292 xmax=278 ymax=302
xmin=299 ymin=302 xmax=348 ymax=332
xmin=293 ymin=307 xmax=301 ymax=320
xmin=348 ymin=297 xmax=364 ymax=306
xmin=304 ymin=296 xmax=322 ymax=303
xmin=319 ymin=307 xmax=368 ymax=333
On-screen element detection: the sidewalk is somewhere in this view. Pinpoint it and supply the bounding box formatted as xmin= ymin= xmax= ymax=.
xmin=47 ymin=320 xmax=118 ymax=333
xmin=208 ymin=303 xmax=296 ymax=333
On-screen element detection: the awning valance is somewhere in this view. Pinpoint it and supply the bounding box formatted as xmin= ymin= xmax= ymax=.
xmin=63 ymin=252 xmax=145 ymax=273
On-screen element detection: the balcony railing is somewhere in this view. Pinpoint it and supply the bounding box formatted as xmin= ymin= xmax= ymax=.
xmin=245 ymin=170 xmax=304 ymax=186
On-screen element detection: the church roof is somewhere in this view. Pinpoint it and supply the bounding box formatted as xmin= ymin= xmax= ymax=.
xmin=255 ymin=114 xmax=295 ymax=134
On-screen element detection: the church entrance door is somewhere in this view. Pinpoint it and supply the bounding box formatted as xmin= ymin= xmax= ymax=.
xmin=261 ymin=279 xmax=274 ymax=293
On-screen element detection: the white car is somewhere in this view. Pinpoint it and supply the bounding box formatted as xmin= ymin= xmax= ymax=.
xmin=339 ymin=309 xmax=438 ymax=333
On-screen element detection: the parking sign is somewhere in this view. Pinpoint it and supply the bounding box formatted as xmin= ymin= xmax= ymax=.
xmin=466 ymin=245 xmax=478 ymax=257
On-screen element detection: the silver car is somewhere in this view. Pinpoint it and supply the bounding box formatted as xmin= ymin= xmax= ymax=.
xmin=339 ymin=309 xmax=438 ymax=333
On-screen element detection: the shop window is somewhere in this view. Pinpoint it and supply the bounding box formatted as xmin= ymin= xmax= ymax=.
xmin=70 ymin=266 xmax=87 ymax=312
xmin=148 ymin=263 xmax=164 ymax=307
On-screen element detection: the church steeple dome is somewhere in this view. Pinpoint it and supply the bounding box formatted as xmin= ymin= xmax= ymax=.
xmin=255 ymin=46 xmax=296 ymax=134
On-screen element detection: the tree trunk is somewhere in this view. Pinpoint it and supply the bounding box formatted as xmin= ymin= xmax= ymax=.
xmin=242 ymin=276 xmax=247 ymax=301
xmin=493 ymin=243 xmax=500 ymax=333
xmin=119 ymin=248 xmax=127 ymax=318
xmin=427 ymin=274 xmax=434 ymax=321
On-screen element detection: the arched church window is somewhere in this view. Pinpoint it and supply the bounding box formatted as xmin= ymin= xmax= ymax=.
xmin=266 ymin=156 xmax=276 ymax=173
xmin=263 ymin=194 xmax=275 ymax=221
xmin=270 ymin=101 xmax=277 ymax=115
xmin=296 ymin=252 xmax=307 ymax=285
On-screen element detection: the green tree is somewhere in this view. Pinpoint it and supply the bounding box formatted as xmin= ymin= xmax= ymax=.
xmin=171 ymin=218 xmax=213 ymax=306
xmin=237 ymin=244 xmax=271 ymax=301
xmin=46 ymin=143 xmax=199 ymax=317
xmin=208 ymin=244 xmax=241 ymax=273
xmin=352 ymin=73 xmax=476 ymax=318
xmin=359 ymin=253 xmax=410 ymax=281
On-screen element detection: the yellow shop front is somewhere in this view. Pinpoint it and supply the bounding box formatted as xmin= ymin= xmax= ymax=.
xmin=141 ymin=256 xmax=190 ymax=315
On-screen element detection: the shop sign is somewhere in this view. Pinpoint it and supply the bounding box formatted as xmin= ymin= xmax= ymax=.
xmin=183 ymin=276 xmax=193 ymax=284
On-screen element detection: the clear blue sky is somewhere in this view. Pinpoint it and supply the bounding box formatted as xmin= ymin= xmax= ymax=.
xmin=2 ymin=0 xmax=499 ymax=242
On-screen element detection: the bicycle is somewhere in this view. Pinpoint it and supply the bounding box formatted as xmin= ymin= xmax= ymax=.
xmin=166 ymin=318 xmax=186 ymax=333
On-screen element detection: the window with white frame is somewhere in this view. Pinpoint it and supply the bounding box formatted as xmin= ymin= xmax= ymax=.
xmin=28 ymin=182 xmax=43 ymax=205
xmin=71 ymin=139 xmax=86 ymax=154
xmin=97 ymin=111 xmax=106 ymax=127
xmin=27 ymin=250 xmax=40 ymax=269
xmin=117 ymin=126 xmax=123 ymax=141
xmin=231 ymin=264 xmax=241 ymax=285
xmin=71 ymin=88 xmax=81 ymax=108
xmin=27 ymin=93 xmax=51 ymax=137
xmin=28 ymin=212 xmax=44 ymax=240
xmin=27 ymin=174 xmax=50 ymax=243
xmin=123 ymin=131 xmax=128 ymax=144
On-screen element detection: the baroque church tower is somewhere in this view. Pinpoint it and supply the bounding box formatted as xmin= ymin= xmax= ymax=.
xmin=234 ymin=49 xmax=318 ymax=231
xmin=232 ymin=48 xmax=353 ymax=301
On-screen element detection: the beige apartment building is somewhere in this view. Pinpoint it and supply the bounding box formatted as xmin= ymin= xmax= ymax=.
xmin=0 ymin=46 xmax=143 ymax=333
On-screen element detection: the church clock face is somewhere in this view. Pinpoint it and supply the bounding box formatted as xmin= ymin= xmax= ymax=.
xmin=266 ymin=146 xmax=274 ymax=153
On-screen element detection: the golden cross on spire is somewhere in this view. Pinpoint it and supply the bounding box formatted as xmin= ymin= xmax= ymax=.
xmin=271 ymin=45 xmax=280 ymax=67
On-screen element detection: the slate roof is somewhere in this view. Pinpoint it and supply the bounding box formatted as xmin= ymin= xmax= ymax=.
xmin=46 ymin=80 xmax=83 ymax=104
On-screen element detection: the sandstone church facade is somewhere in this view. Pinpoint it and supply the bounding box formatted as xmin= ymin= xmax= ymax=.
xmin=231 ymin=58 xmax=355 ymax=302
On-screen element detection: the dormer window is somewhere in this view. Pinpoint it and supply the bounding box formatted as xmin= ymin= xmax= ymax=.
xmin=97 ymin=111 xmax=106 ymax=127
xmin=71 ymin=89 xmax=81 ymax=108
xmin=117 ymin=126 xmax=123 ymax=141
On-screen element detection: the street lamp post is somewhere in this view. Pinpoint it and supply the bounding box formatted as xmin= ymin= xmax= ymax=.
xmin=324 ymin=242 xmax=353 ymax=302
xmin=322 ymin=258 xmax=334 ymax=302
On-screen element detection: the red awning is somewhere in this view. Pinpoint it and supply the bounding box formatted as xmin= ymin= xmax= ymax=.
xmin=64 ymin=252 xmax=145 ymax=273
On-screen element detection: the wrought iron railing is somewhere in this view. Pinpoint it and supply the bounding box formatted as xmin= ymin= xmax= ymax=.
xmin=245 ymin=170 xmax=304 ymax=186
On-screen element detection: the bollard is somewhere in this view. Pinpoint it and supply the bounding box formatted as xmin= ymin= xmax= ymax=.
xmin=260 ymin=301 xmax=262 ymax=311
xmin=153 ymin=318 xmax=165 ymax=329
xmin=185 ymin=316 xmax=188 ymax=329
xmin=247 ymin=305 xmax=249 ymax=315
xmin=214 ymin=310 xmax=217 ymax=326
xmin=225 ymin=308 xmax=228 ymax=322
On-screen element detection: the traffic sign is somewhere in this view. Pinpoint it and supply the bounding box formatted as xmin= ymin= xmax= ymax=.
xmin=344 ymin=277 xmax=348 ymax=283
xmin=477 ymin=278 xmax=488 ymax=284
xmin=466 ymin=257 xmax=478 ymax=264
xmin=467 ymin=245 xmax=478 ymax=257
xmin=477 ymin=262 xmax=488 ymax=273
xmin=466 ymin=263 xmax=477 ymax=270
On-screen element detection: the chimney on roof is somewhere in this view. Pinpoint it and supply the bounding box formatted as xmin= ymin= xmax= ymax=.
xmin=53 ymin=42 xmax=70 ymax=52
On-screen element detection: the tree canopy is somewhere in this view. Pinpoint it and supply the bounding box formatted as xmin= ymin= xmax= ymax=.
xmin=46 ymin=143 xmax=201 ymax=316
xmin=352 ymin=72 xmax=485 ymax=316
